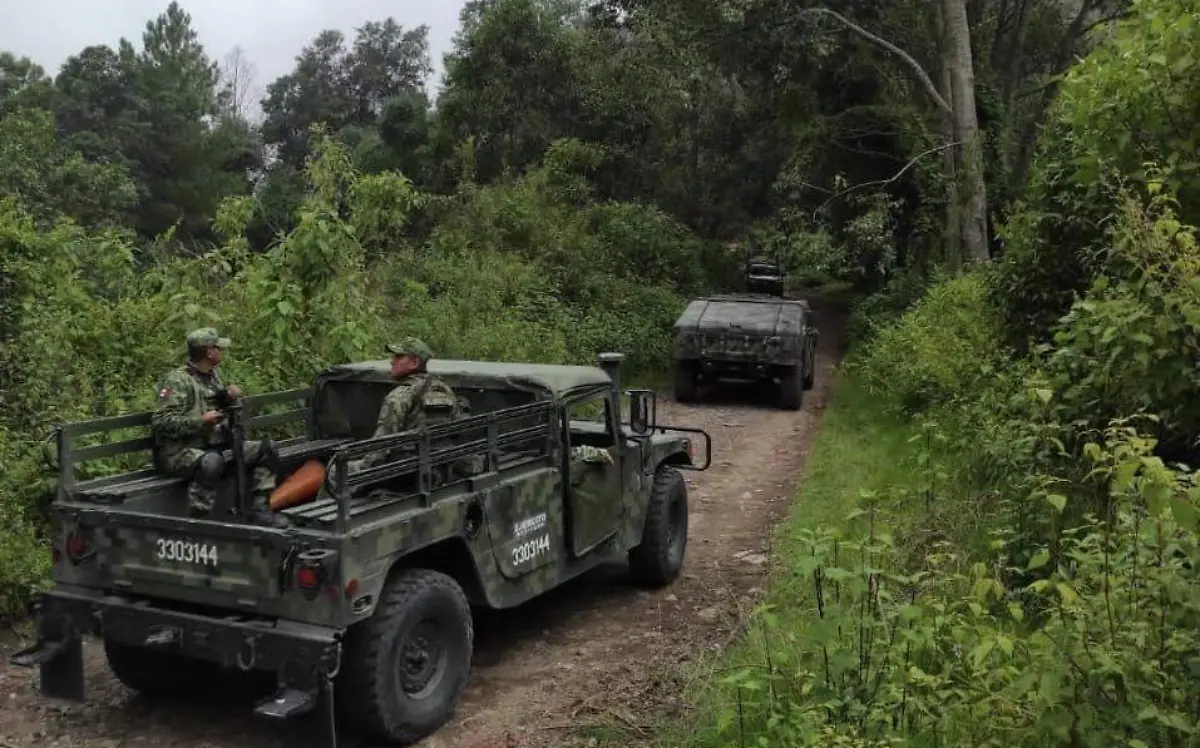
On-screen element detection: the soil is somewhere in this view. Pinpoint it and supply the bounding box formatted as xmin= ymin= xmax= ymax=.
xmin=0 ymin=301 xmax=848 ymax=748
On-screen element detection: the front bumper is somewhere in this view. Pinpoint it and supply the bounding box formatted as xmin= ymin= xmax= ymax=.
xmin=10 ymin=586 xmax=344 ymax=745
xmin=696 ymin=357 xmax=779 ymax=379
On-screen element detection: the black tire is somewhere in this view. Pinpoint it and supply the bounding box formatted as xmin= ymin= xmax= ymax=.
xmin=337 ymin=568 xmax=473 ymax=745
xmin=802 ymin=346 xmax=816 ymax=391
xmin=104 ymin=638 xmax=218 ymax=698
xmin=779 ymin=366 xmax=803 ymax=410
xmin=628 ymin=466 xmax=689 ymax=586
xmin=673 ymin=362 xmax=698 ymax=403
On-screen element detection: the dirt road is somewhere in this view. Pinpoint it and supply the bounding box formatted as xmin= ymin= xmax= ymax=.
xmin=0 ymin=303 xmax=847 ymax=748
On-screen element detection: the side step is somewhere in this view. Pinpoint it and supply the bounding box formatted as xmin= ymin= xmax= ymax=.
xmin=254 ymin=686 xmax=317 ymax=720
xmin=8 ymin=636 xmax=85 ymax=702
xmin=254 ymin=680 xmax=339 ymax=748
xmin=9 ymin=638 xmax=73 ymax=668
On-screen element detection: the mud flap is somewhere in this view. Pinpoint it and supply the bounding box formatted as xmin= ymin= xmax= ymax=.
xmin=8 ymin=615 xmax=85 ymax=702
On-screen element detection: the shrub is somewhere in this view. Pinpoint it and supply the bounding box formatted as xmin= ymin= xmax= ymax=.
xmin=852 ymin=272 xmax=1009 ymax=415
xmin=989 ymin=0 xmax=1200 ymax=348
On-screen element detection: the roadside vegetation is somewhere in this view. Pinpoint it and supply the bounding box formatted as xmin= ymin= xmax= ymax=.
xmin=4 ymin=0 xmax=1200 ymax=743
xmin=668 ymin=1 xmax=1200 ymax=745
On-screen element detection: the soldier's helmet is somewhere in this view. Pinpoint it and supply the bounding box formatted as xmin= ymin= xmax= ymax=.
xmin=187 ymin=327 xmax=231 ymax=349
xmin=385 ymin=336 xmax=434 ymax=362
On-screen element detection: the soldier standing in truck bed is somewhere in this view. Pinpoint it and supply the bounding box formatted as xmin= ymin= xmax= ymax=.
xmin=150 ymin=328 xmax=285 ymax=527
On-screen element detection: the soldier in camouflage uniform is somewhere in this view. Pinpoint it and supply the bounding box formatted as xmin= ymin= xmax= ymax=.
xmin=151 ymin=328 xmax=285 ymax=527
xmin=569 ymin=444 xmax=613 ymax=486
xmin=348 ymin=337 xmax=465 ymax=478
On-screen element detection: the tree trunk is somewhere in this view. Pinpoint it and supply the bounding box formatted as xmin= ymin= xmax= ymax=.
xmin=935 ymin=2 xmax=961 ymax=269
xmin=943 ymin=0 xmax=990 ymax=264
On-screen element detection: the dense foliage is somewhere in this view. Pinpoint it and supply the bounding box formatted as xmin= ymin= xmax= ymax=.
xmin=678 ymin=0 xmax=1200 ymax=746
xmin=6 ymin=0 xmax=1199 ymax=744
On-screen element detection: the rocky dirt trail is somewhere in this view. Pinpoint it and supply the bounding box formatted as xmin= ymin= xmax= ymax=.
xmin=0 ymin=302 xmax=847 ymax=748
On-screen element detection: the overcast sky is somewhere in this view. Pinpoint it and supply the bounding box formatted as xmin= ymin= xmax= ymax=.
xmin=0 ymin=0 xmax=469 ymax=103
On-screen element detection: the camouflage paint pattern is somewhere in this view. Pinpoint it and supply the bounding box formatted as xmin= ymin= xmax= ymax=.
xmin=45 ymin=356 xmax=696 ymax=635
xmin=672 ymin=294 xmax=816 ymax=368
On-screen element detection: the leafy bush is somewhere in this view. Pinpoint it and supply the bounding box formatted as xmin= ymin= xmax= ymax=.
xmin=1033 ymin=186 xmax=1200 ymax=450
xmin=844 ymin=268 xmax=931 ymax=347
xmin=852 ymin=272 xmax=1009 ymax=415
xmin=989 ymin=0 xmax=1200 ymax=348
xmin=689 ymin=419 xmax=1200 ymax=748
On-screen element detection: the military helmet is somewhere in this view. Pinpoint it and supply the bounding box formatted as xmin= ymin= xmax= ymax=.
xmin=385 ymin=336 xmax=434 ymax=361
xmin=187 ymin=327 xmax=231 ymax=349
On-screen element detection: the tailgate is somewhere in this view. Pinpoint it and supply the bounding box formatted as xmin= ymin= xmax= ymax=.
xmin=58 ymin=509 xmax=291 ymax=606
xmin=104 ymin=523 xmax=280 ymax=599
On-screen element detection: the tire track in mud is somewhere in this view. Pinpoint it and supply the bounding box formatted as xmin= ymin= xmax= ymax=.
xmin=0 ymin=302 xmax=848 ymax=748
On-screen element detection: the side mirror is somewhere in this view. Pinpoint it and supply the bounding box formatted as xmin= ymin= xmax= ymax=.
xmin=627 ymin=389 xmax=655 ymax=435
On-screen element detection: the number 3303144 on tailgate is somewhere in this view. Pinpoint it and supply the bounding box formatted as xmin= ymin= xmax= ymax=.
xmin=155 ymin=537 xmax=219 ymax=567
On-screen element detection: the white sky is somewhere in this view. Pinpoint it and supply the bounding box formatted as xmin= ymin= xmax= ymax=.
xmin=0 ymin=0 xmax=470 ymax=103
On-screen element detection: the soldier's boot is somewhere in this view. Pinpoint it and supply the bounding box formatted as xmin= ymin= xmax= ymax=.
xmin=247 ymin=466 xmax=289 ymax=528
xmin=187 ymin=482 xmax=217 ymax=517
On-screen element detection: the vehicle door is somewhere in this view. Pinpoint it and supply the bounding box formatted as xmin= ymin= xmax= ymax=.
xmin=562 ymin=389 xmax=623 ymax=557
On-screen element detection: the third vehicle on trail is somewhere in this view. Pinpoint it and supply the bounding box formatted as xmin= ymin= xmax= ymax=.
xmin=671 ymin=257 xmax=819 ymax=409
xmin=11 ymin=352 xmax=711 ymax=748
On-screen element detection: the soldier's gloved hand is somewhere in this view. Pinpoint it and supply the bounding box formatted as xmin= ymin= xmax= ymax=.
xmin=201 ymin=410 xmax=225 ymax=426
xmin=226 ymin=384 xmax=243 ymax=398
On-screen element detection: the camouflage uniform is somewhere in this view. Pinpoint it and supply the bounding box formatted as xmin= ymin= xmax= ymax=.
xmin=327 ymin=337 xmax=480 ymax=493
xmin=569 ymin=445 xmax=613 ymax=486
xmin=151 ymin=328 xmax=279 ymax=522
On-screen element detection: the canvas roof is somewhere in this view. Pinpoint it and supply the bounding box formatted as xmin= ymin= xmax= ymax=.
xmin=315 ymin=358 xmax=613 ymax=399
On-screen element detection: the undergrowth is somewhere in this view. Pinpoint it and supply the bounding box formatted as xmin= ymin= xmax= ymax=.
xmin=669 ymin=184 xmax=1200 ymax=747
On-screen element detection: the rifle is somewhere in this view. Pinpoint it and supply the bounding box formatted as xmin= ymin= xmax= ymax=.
xmin=227 ymin=400 xmax=250 ymax=519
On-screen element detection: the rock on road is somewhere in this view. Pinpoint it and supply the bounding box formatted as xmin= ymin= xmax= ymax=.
xmin=0 ymin=302 xmax=847 ymax=748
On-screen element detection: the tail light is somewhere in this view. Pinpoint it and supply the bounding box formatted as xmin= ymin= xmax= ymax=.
xmin=294 ymin=548 xmax=337 ymax=601
xmin=65 ymin=529 xmax=92 ymax=564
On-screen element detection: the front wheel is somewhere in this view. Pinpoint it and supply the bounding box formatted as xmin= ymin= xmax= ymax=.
xmin=673 ymin=362 xmax=698 ymax=403
xmin=628 ymin=465 xmax=689 ymax=586
xmin=337 ymin=568 xmax=474 ymax=745
xmin=779 ymin=366 xmax=803 ymax=410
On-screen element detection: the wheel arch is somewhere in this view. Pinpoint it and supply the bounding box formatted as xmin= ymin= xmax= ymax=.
xmin=382 ymin=537 xmax=490 ymax=608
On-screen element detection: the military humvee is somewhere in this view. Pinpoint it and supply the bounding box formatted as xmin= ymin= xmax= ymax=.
xmin=11 ymin=352 xmax=710 ymax=747
xmin=671 ymin=294 xmax=818 ymax=409
xmin=744 ymin=257 xmax=784 ymax=297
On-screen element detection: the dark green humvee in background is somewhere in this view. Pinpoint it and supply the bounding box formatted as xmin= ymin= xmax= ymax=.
xmin=11 ymin=352 xmax=710 ymax=747
xmin=671 ymin=256 xmax=818 ymax=409
xmin=744 ymin=257 xmax=785 ymax=297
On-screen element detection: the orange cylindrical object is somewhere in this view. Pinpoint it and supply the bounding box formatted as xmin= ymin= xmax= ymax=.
xmin=269 ymin=459 xmax=327 ymax=511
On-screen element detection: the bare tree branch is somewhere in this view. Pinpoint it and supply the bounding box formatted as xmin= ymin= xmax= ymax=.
xmin=812 ymin=141 xmax=961 ymax=218
xmin=800 ymin=8 xmax=953 ymax=116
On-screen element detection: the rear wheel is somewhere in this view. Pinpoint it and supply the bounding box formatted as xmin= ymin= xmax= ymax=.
xmin=673 ymin=362 xmax=698 ymax=403
xmin=104 ymin=639 xmax=218 ymax=698
xmin=628 ymin=466 xmax=689 ymax=586
xmin=803 ymin=346 xmax=816 ymax=390
xmin=779 ymin=366 xmax=803 ymax=410
xmin=338 ymin=568 xmax=473 ymax=745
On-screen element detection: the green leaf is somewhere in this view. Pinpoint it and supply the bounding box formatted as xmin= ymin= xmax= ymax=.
xmin=1028 ymin=549 xmax=1051 ymax=570
xmin=1046 ymin=494 xmax=1067 ymax=513
xmin=1170 ymin=495 xmax=1200 ymax=530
